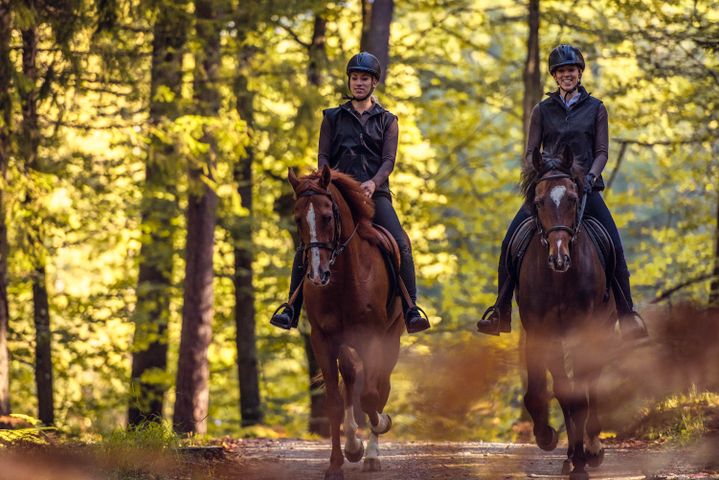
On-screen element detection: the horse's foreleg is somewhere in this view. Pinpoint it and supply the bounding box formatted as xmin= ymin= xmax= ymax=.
xmin=312 ymin=336 xmax=344 ymax=480
xmin=585 ymin=382 xmax=604 ymax=467
xmin=338 ymin=345 xmax=364 ymax=463
xmin=524 ymin=335 xmax=557 ymax=451
xmin=360 ymin=336 xmax=395 ymax=472
xmin=547 ymin=348 xmax=576 ymax=474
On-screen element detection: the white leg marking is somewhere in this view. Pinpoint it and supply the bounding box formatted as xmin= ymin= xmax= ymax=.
xmin=371 ymin=412 xmax=390 ymax=434
xmin=587 ymin=436 xmax=603 ymax=455
xmin=550 ymin=185 xmax=567 ymax=208
xmin=343 ymin=406 xmax=362 ymax=453
xmin=306 ymin=203 xmax=320 ymax=276
xmin=365 ymin=432 xmax=380 ymax=460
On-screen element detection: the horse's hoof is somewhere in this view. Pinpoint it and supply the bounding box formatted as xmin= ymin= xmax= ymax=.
xmin=371 ymin=413 xmax=392 ymax=435
xmin=363 ymin=457 xmax=381 ymax=472
xmin=344 ymin=440 xmax=364 ymax=463
xmin=324 ymin=469 xmax=344 ymax=480
xmin=536 ymin=426 xmax=559 ymax=451
xmin=569 ymin=469 xmax=589 ymax=480
xmin=561 ymin=459 xmax=572 ymax=475
xmin=586 ymin=447 xmax=604 ymax=467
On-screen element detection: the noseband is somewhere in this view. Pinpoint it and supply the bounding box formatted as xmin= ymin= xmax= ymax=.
xmin=534 ymin=172 xmax=587 ymax=247
xmin=298 ymin=188 xmax=359 ymax=267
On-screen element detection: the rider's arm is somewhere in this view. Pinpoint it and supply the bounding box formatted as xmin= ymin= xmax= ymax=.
xmin=317 ymin=115 xmax=333 ymax=170
xmin=524 ymin=105 xmax=542 ymax=167
xmin=589 ymin=104 xmax=608 ymax=178
xmin=370 ymin=116 xmax=399 ymax=187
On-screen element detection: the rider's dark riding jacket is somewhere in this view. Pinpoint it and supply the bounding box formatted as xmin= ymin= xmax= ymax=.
xmin=527 ymin=85 xmax=608 ymax=191
xmin=318 ymin=101 xmax=398 ymax=199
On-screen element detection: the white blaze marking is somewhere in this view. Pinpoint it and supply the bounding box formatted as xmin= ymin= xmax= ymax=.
xmin=550 ymin=185 xmax=567 ymax=208
xmin=556 ymin=238 xmax=563 ymax=252
xmin=307 ymin=203 xmax=320 ymax=276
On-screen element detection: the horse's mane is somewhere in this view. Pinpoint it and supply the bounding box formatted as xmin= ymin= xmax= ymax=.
xmin=520 ymin=150 xmax=586 ymax=211
xmin=296 ymin=169 xmax=381 ymax=246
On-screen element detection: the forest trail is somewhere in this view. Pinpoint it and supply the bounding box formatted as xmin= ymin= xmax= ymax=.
xmin=234 ymin=438 xmax=718 ymax=479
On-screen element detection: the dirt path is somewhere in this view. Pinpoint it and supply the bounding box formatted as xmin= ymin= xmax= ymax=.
xmin=234 ymin=439 xmax=718 ymax=480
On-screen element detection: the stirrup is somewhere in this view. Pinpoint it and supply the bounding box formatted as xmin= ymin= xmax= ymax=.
xmin=270 ymin=302 xmax=296 ymax=329
xmin=404 ymin=305 xmax=430 ymax=333
xmin=477 ymin=306 xmax=501 ymax=336
xmin=619 ymin=310 xmax=649 ymax=341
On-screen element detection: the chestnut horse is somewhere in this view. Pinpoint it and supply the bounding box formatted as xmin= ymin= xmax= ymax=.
xmin=288 ymin=165 xmax=404 ymax=480
xmin=517 ymin=148 xmax=617 ymax=480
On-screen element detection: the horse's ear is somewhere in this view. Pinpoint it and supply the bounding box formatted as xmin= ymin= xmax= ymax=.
xmin=288 ymin=167 xmax=300 ymax=191
xmin=319 ymin=164 xmax=332 ymax=189
xmin=532 ymin=148 xmax=543 ymax=173
xmin=560 ymin=144 xmax=574 ymax=171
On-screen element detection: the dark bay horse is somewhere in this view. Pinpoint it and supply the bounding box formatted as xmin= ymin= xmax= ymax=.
xmin=516 ymin=148 xmax=617 ymax=480
xmin=288 ymin=165 xmax=404 ymax=480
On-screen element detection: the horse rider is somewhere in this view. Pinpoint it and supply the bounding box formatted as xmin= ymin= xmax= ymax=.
xmin=271 ymin=52 xmax=431 ymax=334
xmin=477 ymin=44 xmax=648 ymax=339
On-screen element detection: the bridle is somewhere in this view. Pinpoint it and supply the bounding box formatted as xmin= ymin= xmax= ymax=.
xmin=534 ymin=171 xmax=588 ymax=247
xmin=297 ymin=188 xmax=359 ymax=267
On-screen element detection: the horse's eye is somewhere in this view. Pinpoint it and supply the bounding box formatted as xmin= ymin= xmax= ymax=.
xmin=323 ymin=214 xmax=333 ymax=224
xmin=534 ymin=198 xmax=544 ymax=207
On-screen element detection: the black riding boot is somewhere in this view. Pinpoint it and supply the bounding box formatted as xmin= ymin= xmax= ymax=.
xmin=399 ymin=245 xmax=430 ymax=334
xmin=270 ymin=248 xmax=304 ymax=330
xmin=612 ymin=267 xmax=648 ymax=340
xmin=477 ymin=246 xmax=513 ymax=336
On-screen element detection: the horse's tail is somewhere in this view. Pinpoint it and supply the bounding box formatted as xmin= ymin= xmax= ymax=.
xmin=338 ymin=344 xmax=364 ymax=403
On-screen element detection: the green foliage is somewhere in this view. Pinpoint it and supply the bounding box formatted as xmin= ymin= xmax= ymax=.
xmin=102 ymin=420 xmax=180 ymax=451
xmin=628 ymin=388 xmax=718 ymax=444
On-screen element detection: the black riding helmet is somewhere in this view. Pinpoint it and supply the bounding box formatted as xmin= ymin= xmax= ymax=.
xmin=346 ymin=52 xmax=381 ymax=80
xmin=548 ymin=44 xmax=585 ymax=74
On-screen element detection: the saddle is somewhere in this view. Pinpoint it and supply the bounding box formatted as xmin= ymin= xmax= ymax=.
xmin=372 ymin=224 xmax=402 ymax=310
xmin=507 ymin=216 xmax=616 ymax=295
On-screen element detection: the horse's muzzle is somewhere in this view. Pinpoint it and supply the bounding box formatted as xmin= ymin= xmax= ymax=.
xmin=307 ymin=269 xmax=331 ymax=286
xmin=548 ymin=254 xmax=571 ymax=273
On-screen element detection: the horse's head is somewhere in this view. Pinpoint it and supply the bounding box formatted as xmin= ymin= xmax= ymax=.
xmin=288 ymin=165 xmax=338 ymax=286
xmin=530 ymin=146 xmax=583 ymax=273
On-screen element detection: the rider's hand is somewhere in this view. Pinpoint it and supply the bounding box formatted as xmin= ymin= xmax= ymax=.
xmin=583 ymin=173 xmax=596 ymax=193
xmin=360 ymin=180 xmax=376 ymax=198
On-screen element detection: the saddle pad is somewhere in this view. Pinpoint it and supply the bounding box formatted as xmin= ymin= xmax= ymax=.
xmin=372 ymin=224 xmax=401 ymax=274
xmin=372 ymin=224 xmax=402 ymax=311
xmin=583 ymin=216 xmax=616 ymax=292
xmin=506 ymin=216 xmax=616 ymax=289
xmin=507 ymin=217 xmax=537 ymax=280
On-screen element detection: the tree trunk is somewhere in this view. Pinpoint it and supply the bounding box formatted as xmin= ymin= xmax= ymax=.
xmin=173 ymin=0 xmax=221 ymax=435
xmin=710 ymin=141 xmax=719 ymax=305
xmin=32 ymin=266 xmax=53 ymax=425
xmin=21 ymin=27 xmax=54 ymax=426
xmin=128 ymin=0 xmax=189 ymax=427
xmin=522 ymin=0 xmax=541 ymax=144
xmin=360 ymin=0 xmax=394 ymax=83
xmin=519 ymin=0 xmax=541 ymax=422
xmin=0 ymin=1 xmax=12 ymax=417
xmin=304 ymin=12 xmax=330 ymax=437
xmin=233 ymin=16 xmax=263 ymax=425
